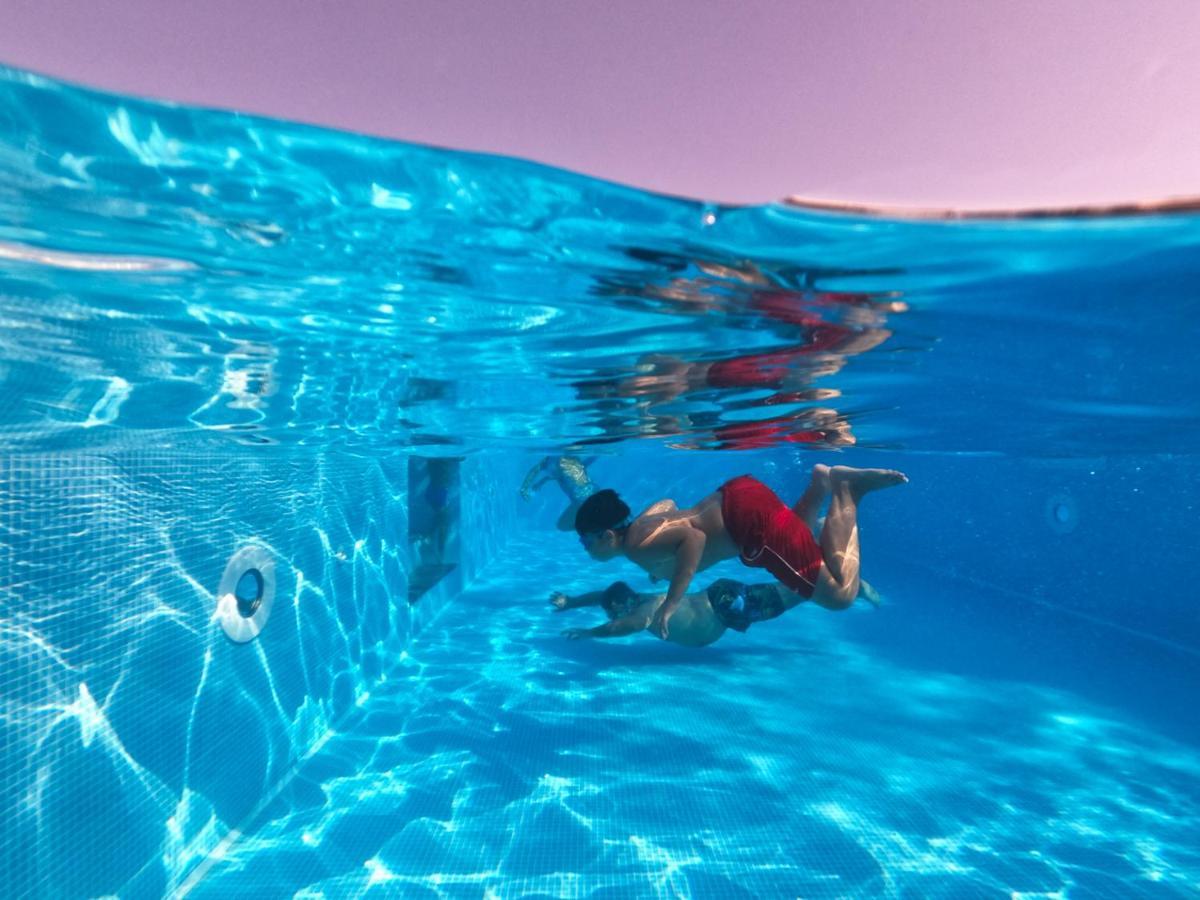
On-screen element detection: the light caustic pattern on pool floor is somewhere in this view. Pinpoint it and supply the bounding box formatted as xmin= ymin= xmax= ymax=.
xmin=193 ymin=536 xmax=1200 ymax=899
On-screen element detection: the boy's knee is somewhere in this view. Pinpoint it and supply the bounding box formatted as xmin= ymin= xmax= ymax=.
xmin=812 ymin=582 xmax=855 ymax=611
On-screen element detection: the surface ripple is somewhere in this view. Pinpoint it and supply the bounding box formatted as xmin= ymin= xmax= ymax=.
xmin=3 ymin=66 xmax=1199 ymax=458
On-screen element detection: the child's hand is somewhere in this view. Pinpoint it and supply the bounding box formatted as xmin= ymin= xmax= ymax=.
xmin=651 ymin=600 xmax=678 ymax=640
xmin=549 ymin=592 xmax=569 ymax=611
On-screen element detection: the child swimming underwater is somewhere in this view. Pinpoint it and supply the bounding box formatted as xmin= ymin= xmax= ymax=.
xmin=575 ymin=463 xmax=906 ymax=638
xmin=551 ymin=578 xmax=843 ymax=647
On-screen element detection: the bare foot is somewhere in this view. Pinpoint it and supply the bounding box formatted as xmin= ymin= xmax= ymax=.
xmin=857 ymin=579 xmax=883 ymax=608
xmin=830 ymin=465 xmax=908 ymax=499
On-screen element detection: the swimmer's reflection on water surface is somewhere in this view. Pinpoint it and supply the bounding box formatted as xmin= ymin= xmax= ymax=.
xmin=573 ymin=251 xmax=907 ymax=450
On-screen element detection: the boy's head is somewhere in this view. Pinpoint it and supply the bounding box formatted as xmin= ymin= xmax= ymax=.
xmin=575 ymin=489 xmax=631 ymax=560
xmin=600 ymin=581 xmax=639 ymax=619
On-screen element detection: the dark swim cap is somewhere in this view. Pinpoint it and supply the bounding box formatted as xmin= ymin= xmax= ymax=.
xmin=601 ymin=581 xmax=638 ymax=619
xmin=574 ymin=489 xmax=631 ymax=534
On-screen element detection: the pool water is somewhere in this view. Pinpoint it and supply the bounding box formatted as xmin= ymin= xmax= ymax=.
xmin=1 ymin=65 xmax=1198 ymax=898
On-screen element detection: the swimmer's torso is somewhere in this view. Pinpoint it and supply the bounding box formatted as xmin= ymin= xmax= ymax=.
xmin=627 ymin=491 xmax=739 ymax=582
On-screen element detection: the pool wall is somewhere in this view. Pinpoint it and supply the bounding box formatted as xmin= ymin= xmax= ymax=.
xmin=0 ymin=446 xmax=522 ymax=898
xmin=822 ymin=451 xmax=1200 ymax=746
xmin=2 ymin=443 xmax=1196 ymax=897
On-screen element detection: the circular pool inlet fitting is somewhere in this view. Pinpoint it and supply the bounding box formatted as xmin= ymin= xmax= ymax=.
xmin=215 ymin=544 xmax=276 ymax=643
xmin=1044 ymin=492 xmax=1080 ymax=535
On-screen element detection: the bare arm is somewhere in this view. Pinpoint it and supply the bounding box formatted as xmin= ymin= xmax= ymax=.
xmin=629 ymin=520 xmax=706 ymax=639
xmin=562 ymin=610 xmax=652 ymax=640
xmin=549 ymin=590 xmax=604 ymax=611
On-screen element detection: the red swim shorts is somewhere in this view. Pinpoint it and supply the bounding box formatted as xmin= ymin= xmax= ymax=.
xmin=719 ymin=475 xmax=823 ymax=597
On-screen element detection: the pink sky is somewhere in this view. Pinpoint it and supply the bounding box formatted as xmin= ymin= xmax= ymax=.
xmin=2 ymin=0 xmax=1198 ymax=206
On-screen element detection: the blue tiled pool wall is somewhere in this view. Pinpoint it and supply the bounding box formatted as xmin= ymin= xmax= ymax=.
xmin=0 ymin=446 xmax=523 ymax=898
xmin=851 ymin=451 xmax=1199 ymax=645
xmin=167 ymin=446 xmax=1199 ymax=900
xmin=813 ymin=451 xmax=1200 ymax=745
xmin=2 ymin=441 xmax=1196 ymax=897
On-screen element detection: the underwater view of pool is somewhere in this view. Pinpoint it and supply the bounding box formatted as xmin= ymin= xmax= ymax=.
xmin=1 ymin=65 xmax=1198 ymax=898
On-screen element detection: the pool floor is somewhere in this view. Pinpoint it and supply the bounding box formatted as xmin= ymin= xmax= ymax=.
xmin=189 ymin=536 xmax=1200 ymax=898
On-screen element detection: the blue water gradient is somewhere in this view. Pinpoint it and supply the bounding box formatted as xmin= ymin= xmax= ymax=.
xmin=2 ymin=63 xmax=1200 ymax=898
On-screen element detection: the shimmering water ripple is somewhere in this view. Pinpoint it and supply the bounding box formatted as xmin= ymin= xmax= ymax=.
xmin=0 ymin=447 xmax=524 ymax=897
xmin=0 ymin=449 xmax=407 ymax=895
xmin=192 ymin=536 xmax=1200 ymax=899
xmin=3 ymin=65 xmax=1200 ymax=457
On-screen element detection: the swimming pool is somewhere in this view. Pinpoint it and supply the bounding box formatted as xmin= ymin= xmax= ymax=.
xmin=1 ymin=65 xmax=1198 ymax=898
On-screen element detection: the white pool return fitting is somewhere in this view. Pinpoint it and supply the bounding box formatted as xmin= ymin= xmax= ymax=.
xmin=215 ymin=544 xmax=276 ymax=643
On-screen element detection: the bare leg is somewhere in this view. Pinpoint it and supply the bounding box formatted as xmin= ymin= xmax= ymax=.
xmin=812 ymin=466 xmax=907 ymax=610
xmin=520 ymin=458 xmax=552 ymax=499
xmin=796 ymin=465 xmax=884 ymax=607
xmin=792 ymin=464 xmax=832 ymax=533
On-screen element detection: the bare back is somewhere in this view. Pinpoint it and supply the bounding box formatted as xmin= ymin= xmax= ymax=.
xmin=632 ymin=592 xmax=727 ymax=647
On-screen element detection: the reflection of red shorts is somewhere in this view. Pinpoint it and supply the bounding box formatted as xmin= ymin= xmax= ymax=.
xmin=713 ymin=419 xmax=826 ymax=451
xmin=719 ymin=475 xmax=823 ymax=597
xmin=705 ymin=329 xmax=853 ymax=392
xmin=751 ymin=290 xmax=876 ymax=327
xmin=706 ymin=349 xmax=808 ymax=389
xmin=750 ymin=291 xmax=824 ymax=328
